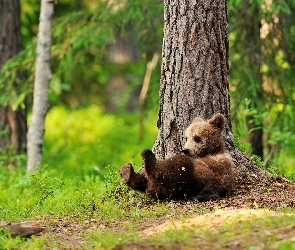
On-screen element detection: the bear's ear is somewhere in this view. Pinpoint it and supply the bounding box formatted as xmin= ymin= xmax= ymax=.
xmin=192 ymin=117 xmax=205 ymax=123
xmin=208 ymin=114 xmax=227 ymax=131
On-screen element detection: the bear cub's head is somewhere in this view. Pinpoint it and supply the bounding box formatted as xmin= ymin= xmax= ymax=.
xmin=182 ymin=113 xmax=227 ymax=158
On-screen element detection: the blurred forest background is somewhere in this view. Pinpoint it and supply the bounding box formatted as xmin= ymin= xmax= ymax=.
xmin=1 ymin=0 xmax=295 ymax=182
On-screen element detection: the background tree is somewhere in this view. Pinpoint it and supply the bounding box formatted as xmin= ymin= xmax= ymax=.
xmin=27 ymin=0 xmax=55 ymax=173
xmin=229 ymin=1 xmax=264 ymax=159
xmin=243 ymin=3 xmax=264 ymax=159
xmin=152 ymin=0 xmax=267 ymax=177
xmin=229 ymin=0 xmax=295 ymax=165
xmin=0 ymin=0 xmax=27 ymax=154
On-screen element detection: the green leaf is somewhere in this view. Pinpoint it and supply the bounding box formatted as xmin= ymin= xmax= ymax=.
xmin=11 ymin=92 xmax=27 ymax=111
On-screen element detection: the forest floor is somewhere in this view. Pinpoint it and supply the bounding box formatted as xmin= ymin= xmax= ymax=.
xmin=2 ymin=173 xmax=295 ymax=249
xmin=31 ymin=175 xmax=295 ymax=249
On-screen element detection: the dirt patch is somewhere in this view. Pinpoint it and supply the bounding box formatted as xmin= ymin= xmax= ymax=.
xmin=141 ymin=208 xmax=286 ymax=238
xmin=113 ymin=175 xmax=295 ymax=249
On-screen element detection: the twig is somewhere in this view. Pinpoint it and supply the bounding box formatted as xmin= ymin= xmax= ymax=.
xmin=29 ymin=190 xmax=54 ymax=216
xmin=139 ymin=53 xmax=159 ymax=140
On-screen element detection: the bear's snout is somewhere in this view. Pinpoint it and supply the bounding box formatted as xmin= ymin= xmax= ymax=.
xmin=181 ymin=149 xmax=190 ymax=155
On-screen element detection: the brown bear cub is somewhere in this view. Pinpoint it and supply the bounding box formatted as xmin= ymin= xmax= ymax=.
xmin=119 ymin=114 xmax=234 ymax=201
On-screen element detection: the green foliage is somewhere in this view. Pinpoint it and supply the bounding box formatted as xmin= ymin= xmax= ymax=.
xmin=234 ymin=136 xmax=251 ymax=156
xmin=2 ymin=0 xmax=295 ymax=166
xmin=12 ymin=173 xmax=65 ymax=216
xmin=229 ymin=0 xmax=295 ymax=166
xmin=0 ymin=146 xmax=26 ymax=168
xmin=0 ymin=0 xmax=163 ymax=110
xmin=0 ymin=107 xmax=294 ymax=248
xmin=20 ymin=0 xmax=40 ymax=46
xmin=232 ymin=98 xmax=295 ymax=180
xmin=42 ymin=105 xmax=157 ymax=179
xmin=249 ymin=154 xmax=281 ymax=177
xmin=0 ymin=230 xmax=47 ymax=250
xmin=0 ymin=106 xmax=158 ymax=220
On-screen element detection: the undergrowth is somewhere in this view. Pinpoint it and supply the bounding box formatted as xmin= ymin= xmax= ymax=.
xmin=234 ymin=135 xmax=295 ymax=180
xmin=0 ymin=106 xmax=295 ymax=249
xmin=0 ymin=105 xmax=158 ymax=220
xmin=0 ymin=105 xmax=294 ymax=221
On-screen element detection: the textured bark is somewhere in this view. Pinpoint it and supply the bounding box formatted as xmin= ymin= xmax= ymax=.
xmin=0 ymin=221 xmax=45 ymax=238
xmin=0 ymin=107 xmax=27 ymax=152
xmin=27 ymin=0 xmax=54 ymax=173
xmin=153 ymin=0 xmax=269 ymax=177
xmin=0 ymin=0 xmax=27 ymax=153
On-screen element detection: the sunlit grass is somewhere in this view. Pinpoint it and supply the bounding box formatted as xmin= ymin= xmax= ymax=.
xmin=0 ymin=105 xmax=295 ymax=249
xmin=0 ymin=106 xmax=158 ymax=220
xmin=273 ymin=150 xmax=295 ymax=180
xmin=43 ymin=105 xmax=158 ymax=179
xmin=82 ymin=209 xmax=295 ymax=249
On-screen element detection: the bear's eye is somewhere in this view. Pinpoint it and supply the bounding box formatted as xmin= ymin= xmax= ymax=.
xmin=194 ymin=136 xmax=201 ymax=143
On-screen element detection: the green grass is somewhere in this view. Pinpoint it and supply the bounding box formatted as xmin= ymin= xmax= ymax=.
xmin=0 ymin=105 xmax=158 ymax=220
xmin=1 ymin=207 xmax=295 ymax=249
xmin=85 ymin=210 xmax=295 ymax=249
xmin=42 ymin=105 xmax=158 ymax=179
xmin=1 ymin=105 xmax=295 ymax=249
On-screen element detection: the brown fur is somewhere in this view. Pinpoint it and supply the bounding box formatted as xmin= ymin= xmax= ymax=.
xmin=119 ymin=114 xmax=234 ymax=201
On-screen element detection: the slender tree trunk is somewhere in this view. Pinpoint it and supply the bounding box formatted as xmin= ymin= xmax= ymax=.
xmin=0 ymin=0 xmax=27 ymax=154
xmin=27 ymin=0 xmax=54 ymax=173
xmin=153 ymin=0 xmax=269 ymax=177
xmin=245 ymin=3 xmax=264 ymax=160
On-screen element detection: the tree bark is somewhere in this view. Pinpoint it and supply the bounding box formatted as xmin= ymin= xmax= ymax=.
xmin=0 ymin=0 xmax=27 ymax=154
xmin=27 ymin=0 xmax=54 ymax=173
xmin=0 ymin=221 xmax=45 ymax=238
xmin=153 ymin=0 xmax=269 ymax=178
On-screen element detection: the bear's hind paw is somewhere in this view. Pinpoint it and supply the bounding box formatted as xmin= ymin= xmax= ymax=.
xmin=119 ymin=163 xmax=135 ymax=184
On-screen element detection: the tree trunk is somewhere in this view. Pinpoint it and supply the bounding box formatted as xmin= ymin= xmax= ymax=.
xmin=0 ymin=107 xmax=27 ymax=153
xmin=0 ymin=0 xmax=27 ymax=154
xmin=27 ymin=0 xmax=54 ymax=173
xmin=244 ymin=3 xmax=264 ymax=160
xmin=153 ymin=0 xmax=269 ymax=178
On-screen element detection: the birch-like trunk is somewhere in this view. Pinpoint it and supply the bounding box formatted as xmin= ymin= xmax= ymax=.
xmin=27 ymin=0 xmax=54 ymax=173
xmin=153 ymin=0 xmax=269 ymax=177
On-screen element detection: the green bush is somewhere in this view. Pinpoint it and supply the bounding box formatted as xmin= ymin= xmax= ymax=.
xmin=42 ymin=105 xmax=157 ymax=179
xmin=0 ymin=105 xmax=158 ymax=219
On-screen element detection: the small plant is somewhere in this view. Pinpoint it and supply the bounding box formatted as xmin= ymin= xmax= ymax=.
xmin=249 ymin=154 xmax=283 ymax=178
xmin=0 ymin=146 xmax=26 ymax=170
xmin=234 ymin=135 xmax=251 ymax=156
xmin=12 ymin=172 xmax=65 ymax=216
xmin=249 ymin=154 xmax=264 ymax=169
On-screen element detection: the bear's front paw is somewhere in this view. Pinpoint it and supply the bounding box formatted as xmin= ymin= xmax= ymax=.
xmin=119 ymin=163 xmax=135 ymax=184
xmin=141 ymin=149 xmax=155 ymax=159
